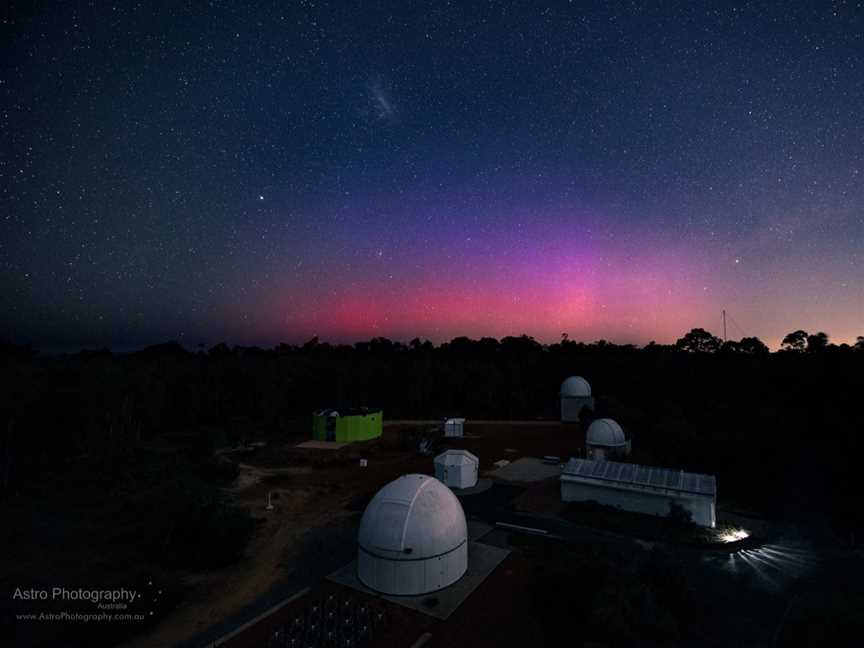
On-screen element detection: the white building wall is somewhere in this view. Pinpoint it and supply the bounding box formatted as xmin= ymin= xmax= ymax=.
xmin=444 ymin=419 xmax=465 ymax=437
xmin=357 ymin=543 xmax=468 ymax=595
xmin=561 ymin=396 xmax=595 ymax=423
xmin=561 ymin=480 xmax=715 ymax=528
xmin=435 ymin=461 xmax=478 ymax=489
xmin=458 ymin=462 xmax=478 ymax=488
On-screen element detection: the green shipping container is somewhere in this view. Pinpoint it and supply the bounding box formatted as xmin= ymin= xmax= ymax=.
xmin=312 ymin=408 xmax=383 ymax=442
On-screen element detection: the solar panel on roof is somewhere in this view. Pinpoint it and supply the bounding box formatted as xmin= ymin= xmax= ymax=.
xmin=698 ymin=476 xmax=716 ymax=495
xmin=619 ymin=464 xmax=635 ymax=481
xmin=561 ymin=457 xmax=715 ymax=497
xmin=607 ymin=462 xmax=624 ymax=481
xmin=634 ymin=466 xmax=652 ymax=484
xmin=682 ymin=473 xmax=699 ymax=492
xmin=649 ymin=469 xmax=667 ymax=486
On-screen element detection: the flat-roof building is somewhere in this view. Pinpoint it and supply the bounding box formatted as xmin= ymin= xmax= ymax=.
xmin=561 ymin=457 xmax=716 ymax=528
xmin=312 ymin=407 xmax=382 ymax=442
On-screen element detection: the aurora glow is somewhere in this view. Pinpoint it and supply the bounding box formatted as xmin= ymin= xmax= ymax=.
xmin=2 ymin=2 xmax=862 ymax=350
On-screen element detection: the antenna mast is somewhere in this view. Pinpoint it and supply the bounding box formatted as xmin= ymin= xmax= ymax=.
xmin=722 ymin=309 xmax=727 ymax=343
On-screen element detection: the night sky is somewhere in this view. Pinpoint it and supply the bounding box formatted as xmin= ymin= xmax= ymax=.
xmin=2 ymin=1 xmax=863 ymax=350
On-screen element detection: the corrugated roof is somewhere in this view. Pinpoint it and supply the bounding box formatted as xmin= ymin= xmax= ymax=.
xmin=434 ymin=449 xmax=479 ymax=466
xmin=562 ymin=458 xmax=716 ymax=497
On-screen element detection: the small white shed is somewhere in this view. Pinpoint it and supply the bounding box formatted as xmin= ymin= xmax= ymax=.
xmin=434 ymin=449 xmax=479 ymax=489
xmin=444 ymin=418 xmax=466 ymax=437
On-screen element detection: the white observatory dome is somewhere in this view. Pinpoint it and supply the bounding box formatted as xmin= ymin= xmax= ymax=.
xmin=560 ymin=376 xmax=592 ymax=398
xmin=586 ymin=418 xmax=626 ymax=447
xmin=357 ymin=474 xmax=468 ymax=595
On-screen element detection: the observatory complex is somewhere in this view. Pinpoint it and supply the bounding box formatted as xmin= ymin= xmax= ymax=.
xmin=357 ymin=474 xmax=469 ymax=595
xmin=560 ymin=376 xmax=594 ymax=422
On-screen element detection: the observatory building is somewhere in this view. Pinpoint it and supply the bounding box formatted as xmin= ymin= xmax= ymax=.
xmin=561 ymin=458 xmax=716 ymax=528
xmin=357 ymin=474 xmax=468 ymax=595
xmin=434 ymin=449 xmax=479 ymax=489
xmin=312 ymin=407 xmax=382 ymax=442
xmin=585 ymin=418 xmax=631 ymax=461
xmin=444 ymin=417 xmax=466 ymax=437
xmin=560 ymin=376 xmax=595 ymax=423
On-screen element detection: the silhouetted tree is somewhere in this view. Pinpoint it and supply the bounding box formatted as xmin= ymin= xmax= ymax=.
xmin=720 ymin=340 xmax=741 ymax=354
xmin=855 ymin=336 xmax=864 ymax=352
xmin=807 ymin=331 xmax=829 ymax=353
xmin=675 ymin=328 xmax=721 ymax=353
xmin=668 ymin=501 xmax=693 ymax=527
xmin=738 ymin=336 xmax=770 ymax=355
xmin=781 ymin=330 xmax=809 ymax=352
xmin=208 ymin=342 xmax=231 ymax=357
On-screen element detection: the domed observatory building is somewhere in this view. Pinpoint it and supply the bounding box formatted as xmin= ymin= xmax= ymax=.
xmin=586 ymin=418 xmax=631 ymax=461
xmin=560 ymin=376 xmax=595 ymax=423
xmin=434 ymin=449 xmax=479 ymax=489
xmin=357 ymin=475 xmax=468 ymax=595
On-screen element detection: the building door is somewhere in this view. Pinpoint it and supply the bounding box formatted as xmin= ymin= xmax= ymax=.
xmin=326 ymin=416 xmax=336 ymax=441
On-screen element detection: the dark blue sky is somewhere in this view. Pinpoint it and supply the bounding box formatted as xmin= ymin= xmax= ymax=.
xmin=2 ymin=1 xmax=863 ymax=350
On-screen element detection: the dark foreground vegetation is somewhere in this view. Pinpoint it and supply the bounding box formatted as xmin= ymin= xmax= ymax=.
xmin=498 ymin=533 xmax=864 ymax=647
xmin=1 ymin=329 xmax=862 ymax=646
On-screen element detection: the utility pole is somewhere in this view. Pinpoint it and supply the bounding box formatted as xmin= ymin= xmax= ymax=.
xmin=722 ymin=309 xmax=727 ymax=343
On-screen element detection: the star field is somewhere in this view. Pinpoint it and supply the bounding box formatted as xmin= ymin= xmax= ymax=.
xmin=2 ymin=1 xmax=863 ymax=350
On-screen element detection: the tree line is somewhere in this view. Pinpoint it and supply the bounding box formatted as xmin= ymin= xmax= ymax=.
xmin=673 ymin=327 xmax=864 ymax=354
xmin=1 ymin=328 xmax=863 ymax=525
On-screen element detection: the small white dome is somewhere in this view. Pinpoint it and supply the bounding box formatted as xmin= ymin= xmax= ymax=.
xmin=358 ymin=474 xmax=467 ymax=561
xmin=561 ymin=376 xmax=591 ymax=398
xmin=586 ymin=418 xmax=626 ymax=447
